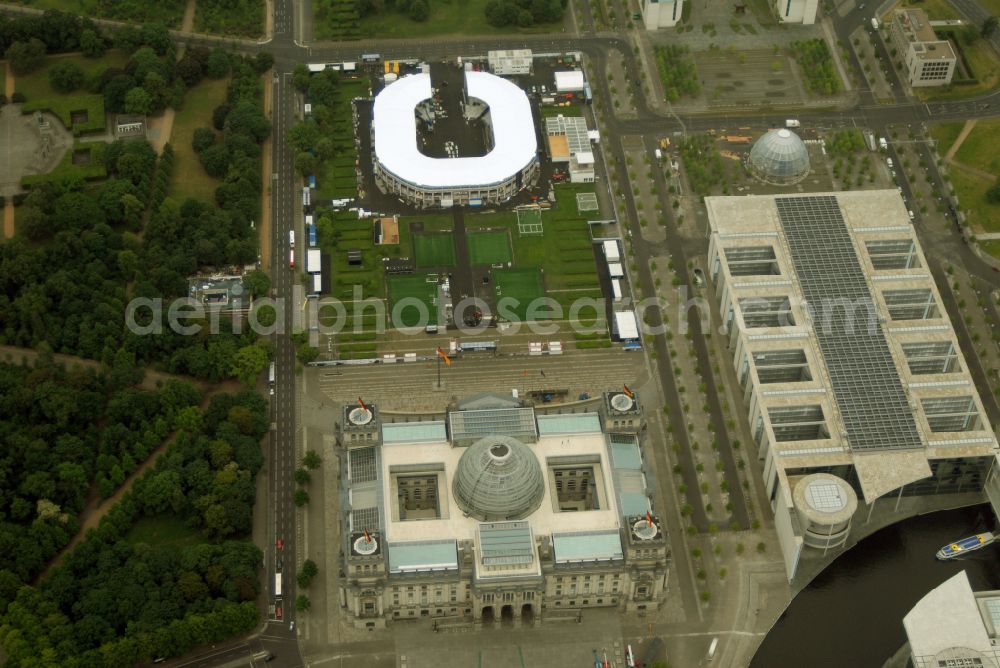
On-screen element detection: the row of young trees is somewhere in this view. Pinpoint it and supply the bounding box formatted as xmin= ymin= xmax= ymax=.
xmin=0 ymin=389 xmax=269 ymax=666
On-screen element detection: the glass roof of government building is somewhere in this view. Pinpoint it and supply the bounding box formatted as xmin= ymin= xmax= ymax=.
xmin=449 ymin=407 xmax=537 ymax=442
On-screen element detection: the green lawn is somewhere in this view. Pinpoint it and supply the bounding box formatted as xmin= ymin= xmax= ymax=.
xmin=388 ymin=273 xmax=439 ymax=328
xmin=14 ymin=51 xmax=128 ymax=101
xmin=467 ymin=230 xmax=512 ymax=265
xmin=22 ymin=94 xmax=106 ymax=135
xmin=955 ymin=120 xmax=1000 ymax=175
xmin=195 ymin=0 xmax=265 ymax=37
xmin=315 ymin=0 xmax=565 ymax=39
xmin=170 ymin=77 xmax=230 ymax=202
xmin=462 ymin=183 xmax=602 ymax=318
xmin=494 ymin=268 xmax=546 ymax=321
xmin=22 ymin=141 xmax=107 ymax=187
xmin=540 ymin=104 xmax=584 ymax=118
xmin=950 ymin=168 xmax=1000 ymax=233
xmin=125 ymin=515 xmax=205 ymax=548
xmin=981 ymin=240 xmax=1000 ymax=260
xmin=896 ymin=0 xmax=960 ymax=20
xmin=413 ymin=232 xmax=456 ymax=268
xmin=6 ymin=0 xmax=185 ymax=26
xmin=316 ymin=78 xmax=368 ymax=201
xmin=929 ymin=122 xmax=965 ymax=155
xmin=937 ymin=119 xmax=1000 ymax=235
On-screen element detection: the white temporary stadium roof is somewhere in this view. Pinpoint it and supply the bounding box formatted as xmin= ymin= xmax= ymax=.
xmin=372 ymin=71 xmax=537 ymax=190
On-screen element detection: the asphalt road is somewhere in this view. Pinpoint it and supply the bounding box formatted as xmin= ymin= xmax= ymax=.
xmin=261 ymin=0 xmax=303 ymax=665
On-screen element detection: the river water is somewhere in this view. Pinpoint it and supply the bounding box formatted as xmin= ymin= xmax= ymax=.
xmin=751 ymin=504 xmax=1000 ymax=668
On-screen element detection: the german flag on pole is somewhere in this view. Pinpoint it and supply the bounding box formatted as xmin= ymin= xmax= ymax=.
xmin=646 ymin=510 xmax=654 ymax=527
xmin=363 ymin=528 xmax=372 ymax=543
xmin=357 ymin=397 xmax=368 ymax=412
xmin=437 ymin=347 xmax=452 ymax=366
xmin=623 ymin=384 xmax=635 ymax=398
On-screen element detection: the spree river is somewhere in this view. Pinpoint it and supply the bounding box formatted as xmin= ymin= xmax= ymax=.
xmin=751 ymin=504 xmax=1000 ymax=668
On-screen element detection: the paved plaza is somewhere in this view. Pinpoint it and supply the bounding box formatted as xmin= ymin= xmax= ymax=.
xmin=309 ymin=349 xmax=651 ymax=412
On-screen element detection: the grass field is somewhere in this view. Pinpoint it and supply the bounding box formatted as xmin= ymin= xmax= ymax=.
xmin=388 ymin=273 xmax=439 ymax=328
xmin=169 ymin=77 xmax=230 ymax=202
xmin=930 ymin=122 xmax=965 ymax=155
xmin=494 ymin=268 xmax=546 ymax=321
xmin=6 ymin=0 xmax=185 ymax=26
xmin=22 ymin=94 xmax=106 ymax=135
xmin=463 ymin=183 xmax=603 ymax=319
xmin=414 ymin=232 xmax=456 ymax=268
xmin=14 ymin=51 xmax=128 ymax=101
xmin=955 ymin=120 xmax=1000 ymax=175
xmin=315 ymin=0 xmax=564 ymax=40
xmin=932 ymin=120 xmax=1000 ymax=238
xmin=981 ymin=240 xmax=1000 ymax=259
xmin=951 ymin=169 xmax=1000 ymax=234
xmin=195 ymin=0 xmax=265 ymax=36
xmin=896 ymin=0 xmax=960 ymax=20
xmin=316 ymin=78 xmax=368 ymax=201
xmin=22 ymin=141 xmax=107 ymax=186
xmin=467 ymin=230 xmax=512 ymax=264
xmin=540 ymin=104 xmax=584 ymax=118
xmin=125 ymin=515 xmax=205 ymax=548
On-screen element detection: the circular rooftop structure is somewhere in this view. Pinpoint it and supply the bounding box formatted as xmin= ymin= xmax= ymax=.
xmin=747 ymin=129 xmax=810 ymax=185
xmin=792 ymin=473 xmax=858 ymax=526
xmin=349 ymin=407 xmax=374 ymax=426
xmin=452 ymin=435 xmax=545 ymax=522
xmin=353 ymin=534 xmax=379 ymax=555
xmin=610 ymin=393 xmax=635 ymax=412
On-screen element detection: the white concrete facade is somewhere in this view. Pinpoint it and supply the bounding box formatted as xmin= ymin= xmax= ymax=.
xmin=890 ymin=9 xmax=957 ymax=88
xmin=642 ymin=0 xmax=683 ymax=29
xmin=775 ymin=0 xmax=818 ymax=24
xmin=904 ymin=571 xmax=1000 ymax=668
xmin=707 ymin=191 xmax=1000 ymax=581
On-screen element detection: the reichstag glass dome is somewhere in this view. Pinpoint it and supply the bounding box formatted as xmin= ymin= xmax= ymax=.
xmin=747 ymin=129 xmax=810 ymax=185
xmin=452 ymin=435 xmax=545 ymax=521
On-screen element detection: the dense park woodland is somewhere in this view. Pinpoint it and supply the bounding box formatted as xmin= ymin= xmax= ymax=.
xmin=0 ymin=11 xmax=274 ymax=665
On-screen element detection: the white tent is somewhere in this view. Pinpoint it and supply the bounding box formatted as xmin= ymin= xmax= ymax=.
xmin=554 ymin=70 xmax=585 ymax=92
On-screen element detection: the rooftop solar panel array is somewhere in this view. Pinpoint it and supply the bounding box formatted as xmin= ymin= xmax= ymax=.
xmin=774 ymin=196 xmax=922 ymax=451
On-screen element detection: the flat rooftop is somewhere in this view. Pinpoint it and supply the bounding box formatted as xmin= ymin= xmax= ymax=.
xmin=707 ymin=190 xmax=999 ymax=499
xmin=895 ymin=8 xmax=957 ymax=60
xmin=380 ymin=429 xmax=621 ymax=544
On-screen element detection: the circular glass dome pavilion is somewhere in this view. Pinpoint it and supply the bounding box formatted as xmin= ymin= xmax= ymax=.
xmin=747 ymin=129 xmax=810 ymax=185
xmin=452 ymin=435 xmax=545 ymax=521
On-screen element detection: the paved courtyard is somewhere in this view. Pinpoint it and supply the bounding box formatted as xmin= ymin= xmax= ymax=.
xmin=0 ymin=106 xmax=72 ymax=196
xmin=309 ymin=349 xmax=651 ymax=412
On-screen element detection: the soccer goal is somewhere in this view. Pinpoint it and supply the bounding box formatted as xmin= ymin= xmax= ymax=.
xmin=516 ymin=205 xmax=543 ymax=236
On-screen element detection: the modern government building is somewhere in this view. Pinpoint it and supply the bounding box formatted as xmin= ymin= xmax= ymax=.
xmin=706 ymin=190 xmax=1000 ymax=580
xmin=371 ymin=70 xmax=540 ymax=208
xmin=334 ymin=392 xmax=669 ymax=628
